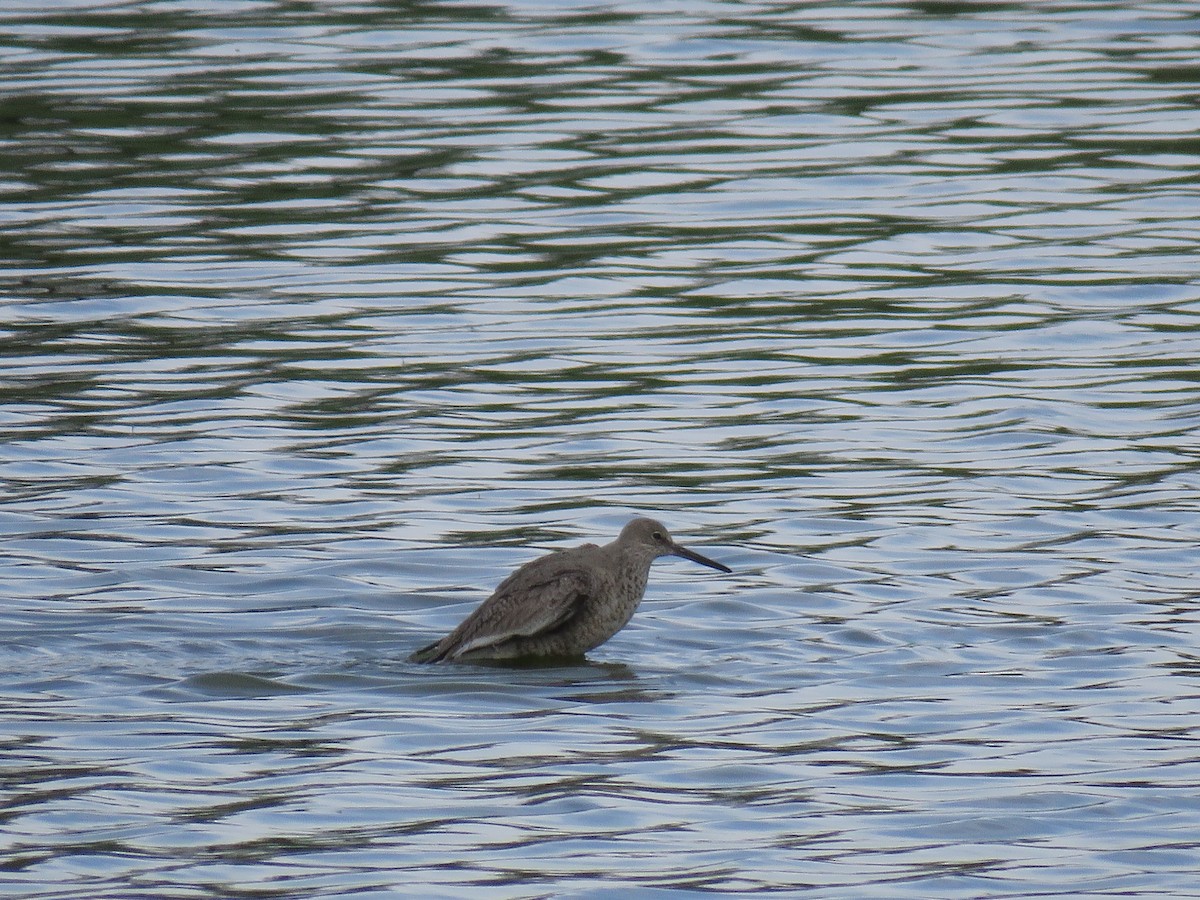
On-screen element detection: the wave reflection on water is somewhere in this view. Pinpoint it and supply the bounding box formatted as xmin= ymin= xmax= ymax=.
xmin=3 ymin=0 xmax=1200 ymax=897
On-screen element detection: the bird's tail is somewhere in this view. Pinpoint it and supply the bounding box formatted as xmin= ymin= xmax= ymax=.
xmin=408 ymin=639 xmax=450 ymax=664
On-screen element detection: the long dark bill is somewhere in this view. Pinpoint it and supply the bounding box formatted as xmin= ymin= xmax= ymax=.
xmin=672 ymin=543 xmax=732 ymax=573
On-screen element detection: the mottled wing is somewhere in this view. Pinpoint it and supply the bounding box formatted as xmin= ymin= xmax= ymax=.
xmin=410 ymin=551 xmax=594 ymax=662
xmin=451 ymin=567 xmax=591 ymax=658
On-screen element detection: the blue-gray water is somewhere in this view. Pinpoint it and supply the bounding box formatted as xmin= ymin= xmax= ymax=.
xmin=3 ymin=1 xmax=1200 ymax=897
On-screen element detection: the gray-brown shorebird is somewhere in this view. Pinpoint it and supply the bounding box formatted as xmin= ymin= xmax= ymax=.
xmin=409 ymin=517 xmax=731 ymax=663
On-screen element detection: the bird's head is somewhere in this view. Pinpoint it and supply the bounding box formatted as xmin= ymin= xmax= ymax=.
xmin=618 ymin=517 xmax=731 ymax=573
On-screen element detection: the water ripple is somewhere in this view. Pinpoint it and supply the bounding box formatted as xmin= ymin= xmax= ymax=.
xmin=4 ymin=0 xmax=1200 ymax=897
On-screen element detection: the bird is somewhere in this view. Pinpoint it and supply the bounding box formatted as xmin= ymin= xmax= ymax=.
xmin=409 ymin=517 xmax=731 ymax=663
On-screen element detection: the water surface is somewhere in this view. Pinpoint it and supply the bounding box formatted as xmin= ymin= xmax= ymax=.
xmin=3 ymin=1 xmax=1200 ymax=897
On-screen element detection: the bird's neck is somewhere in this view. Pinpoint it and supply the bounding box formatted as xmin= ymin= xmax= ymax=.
xmin=609 ymin=543 xmax=655 ymax=585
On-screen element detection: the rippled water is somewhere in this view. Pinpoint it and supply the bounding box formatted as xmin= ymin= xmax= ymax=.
xmin=4 ymin=1 xmax=1200 ymax=897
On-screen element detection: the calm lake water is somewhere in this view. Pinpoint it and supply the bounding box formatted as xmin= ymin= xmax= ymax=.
xmin=3 ymin=1 xmax=1200 ymax=897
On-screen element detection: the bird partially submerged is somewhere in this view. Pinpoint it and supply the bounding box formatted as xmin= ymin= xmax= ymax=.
xmin=409 ymin=517 xmax=731 ymax=664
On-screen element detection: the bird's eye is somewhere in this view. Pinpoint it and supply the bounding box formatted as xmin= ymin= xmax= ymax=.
xmin=652 ymin=531 xmax=664 ymax=542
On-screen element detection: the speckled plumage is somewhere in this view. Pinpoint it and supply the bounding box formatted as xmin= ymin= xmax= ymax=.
xmin=409 ymin=517 xmax=731 ymax=663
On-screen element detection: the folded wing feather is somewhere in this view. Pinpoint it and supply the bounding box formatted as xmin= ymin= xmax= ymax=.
xmin=425 ymin=558 xmax=594 ymax=661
